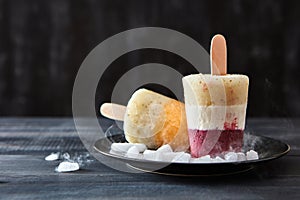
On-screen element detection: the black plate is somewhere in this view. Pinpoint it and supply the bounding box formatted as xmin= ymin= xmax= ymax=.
xmin=94 ymin=131 xmax=290 ymax=176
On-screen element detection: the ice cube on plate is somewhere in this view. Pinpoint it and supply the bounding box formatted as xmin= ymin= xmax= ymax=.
xmin=156 ymin=144 xmax=173 ymax=153
xmin=246 ymin=150 xmax=259 ymax=160
xmin=224 ymin=152 xmax=238 ymax=162
xmin=144 ymin=151 xmax=179 ymax=162
xmin=212 ymin=156 xmax=225 ymax=163
xmin=158 ymin=152 xmax=186 ymax=162
xmin=143 ymin=150 xmax=158 ymax=161
xmin=172 ymin=152 xmax=191 ymax=163
xmin=125 ymin=146 xmax=141 ymax=159
xmin=111 ymin=143 xmax=146 ymax=153
xmin=133 ymin=143 xmax=147 ymax=152
xmin=190 ymin=155 xmax=212 ymax=163
xmin=237 ymin=152 xmax=246 ymax=161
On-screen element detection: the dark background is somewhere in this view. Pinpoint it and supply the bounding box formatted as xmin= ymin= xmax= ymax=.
xmin=0 ymin=0 xmax=299 ymax=117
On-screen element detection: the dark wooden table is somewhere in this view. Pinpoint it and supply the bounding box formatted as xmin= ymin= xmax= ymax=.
xmin=1 ymin=118 xmax=300 ymax=199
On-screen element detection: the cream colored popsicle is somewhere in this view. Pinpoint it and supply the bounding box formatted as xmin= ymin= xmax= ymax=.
xmin=123 ymin=89 xmax=189 ymax=152
xmin=182 ymin=33 xmax=249 ymax=157
xmin=182 ymin=74 xmax=249 ymax=130
xmin=182 ymin=74 xmax=249 ymax=157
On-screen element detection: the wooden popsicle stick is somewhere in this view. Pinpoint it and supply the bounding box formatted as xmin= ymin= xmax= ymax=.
xmin=100 ymin=103 xmax=126 ymax=121
xmin=210 ymin=34 xmax=227 ymax=75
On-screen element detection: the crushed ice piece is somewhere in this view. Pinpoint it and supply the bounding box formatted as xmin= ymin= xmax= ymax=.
xmin=156 ymin=144 xmax=173 ymax=153
xmin=45 ymin=152 xmax=60 ymax=161
xmin=160 ymin=152 xmax=183 ymax=162
xmin=143 ymin=150 xmax=182 ymax=162
xmin=132 ymin=143 xmax=147 ymax=152
xmin=190 ymin=155 xmax=212 ymax=163
xmin=172 ymin=152 xmax=191 ymax=163
xmin=143 ymin=150 xmax=158 ymax=161
xmin=212 ymin=156 xmax=225 ymax=163
xmin=62 ymin=152 xmax=71 ymax=161
xmin=111 ymin=143 xmax=132 ymax=152
xmin=73 ymin=152 xmax=94 ymax=166
xmin=111 ymin=143 xmax=146 ymax=153
xmin=224 ymin=152 xmax=238 ymax=162
xmin=246 ymin=150 xmax=259 ymax=160
xmin=56 ymin=161 xmax=80 ymax=173
xmin=110 ymin=143 xmax=259 ymax=163
xmin=125 ymin=146 xmax=141 ymax=159
xmin=237 ymin=152 xmax=246 ymax=161
xmin=152 ymin=151 xmax=164 ymax=161
xmin=155 ymin=152 xmax=182 ymax=162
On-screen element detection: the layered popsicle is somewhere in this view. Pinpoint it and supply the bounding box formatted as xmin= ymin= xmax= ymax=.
xmin=182 ymin=74 xmax=249 ymax=157
xmin=123 ymin=89 xmax=189 ymax=152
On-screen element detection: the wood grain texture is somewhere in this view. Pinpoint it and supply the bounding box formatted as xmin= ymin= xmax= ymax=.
xmin=0 ymin=0 xmax=299 ymax=117
xmin=0 ymin=118 xmax=300 ymax=199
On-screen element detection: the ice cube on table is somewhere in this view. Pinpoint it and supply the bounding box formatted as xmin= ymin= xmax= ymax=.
xmin=56 ymin=161 xmax=80 ymax=173
xmin=62 ymin=152 xmax=71 ymax=161
xmin=45 ymin=152 xmax=60 ymax=161
xmin=156 ymin=144 xmax=173 ymax=153
xmin=246 ymin=150 xmax=259 ymax=160
xmin=125 ymin=146 xmax=141 ymax=159
xmin=111 ymin=143 xmax=146 ymax=153
xmin=237 ymin=152 xmax=246 ymax=161
xmin=224 ymin=152 xmax=238 ymax=162
xmin=172 ymin=152 xmax=191 ymax=163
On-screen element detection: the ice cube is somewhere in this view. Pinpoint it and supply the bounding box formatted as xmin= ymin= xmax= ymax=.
xmin=62 ymin=152 xmax=71 ymax=161
xmin=45 ymin=152 xmax=60 ymax=161
xmin=111 ymin=143 xmax=146 ymax=153
xmin=143 ymin=150 xmax=158 ymax=161
xmin=132 ymin=143 xmax=147 ymax=152
xmin=143 ymin=150 xmax=177 ymax=162
xmin=172 ymin=152 xmax=191 ymax=163
xmin=224 ymin=152 xmax=238 ymax=162
xmin=190 ymin=155 xmax=212 ymax=163
xmin=56 ymin=161 xmax=80 ymax=172
xmin=153 ymin=151 xmax=164 ymax=162
xmin=246 ymin=150 xmax=259 ymax=160
xmin=111 ymin=143 xmax=133 ymax=152
xmin=237 ymin=152 xmax=246 ymax=161
xmin=157 ymin=152 xmax=183 ymax=162
xmin=156 ymin=144 xmax=173 ymax=153
xmin=125 ymin=146 xmax=141 ymax=159
xmin=212 ymin=156 xmax=225 ymax=163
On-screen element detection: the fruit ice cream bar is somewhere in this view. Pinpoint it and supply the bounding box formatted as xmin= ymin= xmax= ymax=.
xmin=123 ymin=89 xmax=189 ymax=152
xmin=182 ymin=74 xmax=249 ymax=157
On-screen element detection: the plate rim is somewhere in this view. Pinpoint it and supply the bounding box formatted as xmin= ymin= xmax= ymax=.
xmin=125 ymin=163 xmax=255 ymax=176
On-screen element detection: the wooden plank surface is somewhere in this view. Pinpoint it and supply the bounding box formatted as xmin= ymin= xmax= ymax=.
xmin=0 ymin=118 xmax=300 ymax=200
xmin=0 ymin=1 xmax=300 ymax=118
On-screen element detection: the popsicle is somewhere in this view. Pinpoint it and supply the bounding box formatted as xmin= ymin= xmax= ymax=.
xmin=182 ymin=34 xmax=249 ymax=157
xmin=123 ymin=89 xmax=189 ymax=152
